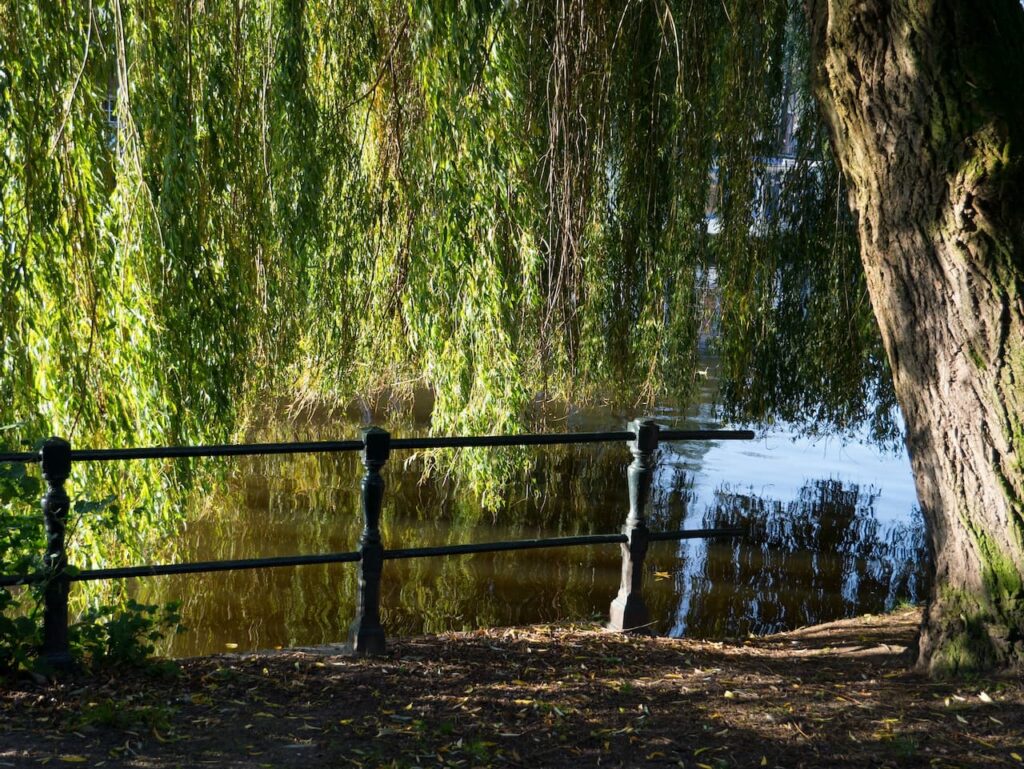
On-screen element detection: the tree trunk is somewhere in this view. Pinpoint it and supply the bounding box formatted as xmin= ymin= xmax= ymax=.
xmin=805 ymin=0 xmax=1024 ymax=673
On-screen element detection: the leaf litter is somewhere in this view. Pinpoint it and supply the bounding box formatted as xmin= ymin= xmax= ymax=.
xmin=1 ymin=608 xmax=1022 ymax=768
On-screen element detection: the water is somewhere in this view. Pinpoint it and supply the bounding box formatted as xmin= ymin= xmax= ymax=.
xmin=140 ymin=398 xmax=927 ymax=657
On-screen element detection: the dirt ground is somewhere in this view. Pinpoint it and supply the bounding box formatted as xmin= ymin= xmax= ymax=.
xmin=2 ymin=607 xmax=1022 ymax=768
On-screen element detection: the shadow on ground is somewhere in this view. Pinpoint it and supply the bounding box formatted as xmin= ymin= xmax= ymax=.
xmin=1 ymin=608 xmax=1021 ymax=768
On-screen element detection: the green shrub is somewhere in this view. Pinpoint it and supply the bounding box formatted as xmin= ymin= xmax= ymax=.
xmin=71 ymin=599 xmax=184 ymax=670
xmin=0 ymin=460 xmax=44 ymax=674
xmin=3 ymin=458 xmax=183 ymax=674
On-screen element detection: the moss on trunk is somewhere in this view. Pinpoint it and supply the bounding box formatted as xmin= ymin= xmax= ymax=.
xmin=923 ymin=587 xmax=1024 ymax=675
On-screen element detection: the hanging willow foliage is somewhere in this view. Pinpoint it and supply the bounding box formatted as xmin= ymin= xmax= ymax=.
xmin=0 ymin=0 xmax=896 ymax=462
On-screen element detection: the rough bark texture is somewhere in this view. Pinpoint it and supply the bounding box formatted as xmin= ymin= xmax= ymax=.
xmin=805 ymin=0 xmax=1024 ymax=673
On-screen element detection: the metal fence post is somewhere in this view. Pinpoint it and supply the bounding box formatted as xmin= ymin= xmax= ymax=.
xmin=352 ymin=426 xmax=390 ymax=655
xmin=41 ymin=437 xmax=73 ymax=669
xmin=608 ymin=419 xmax=658 ymax=633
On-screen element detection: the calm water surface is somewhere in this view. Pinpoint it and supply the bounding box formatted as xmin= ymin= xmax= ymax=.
xmin=141 ymin=398 xmax=926 ymax=657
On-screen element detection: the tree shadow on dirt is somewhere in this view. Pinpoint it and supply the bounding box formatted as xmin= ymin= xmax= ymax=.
xmin=1 ymin=612 xmax=1021 ymax=768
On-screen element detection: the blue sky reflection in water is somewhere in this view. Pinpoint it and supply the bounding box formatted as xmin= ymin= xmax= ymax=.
xmin=661 ymin=409 xmax=926 ymax=640
xmin=144 ymin=401 xmax=927 ymax=657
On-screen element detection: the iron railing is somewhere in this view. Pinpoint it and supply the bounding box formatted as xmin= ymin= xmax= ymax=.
xmin=0 ymin=420 xmax=753 ymax=667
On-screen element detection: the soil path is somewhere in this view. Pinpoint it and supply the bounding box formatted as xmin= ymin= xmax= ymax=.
xmin=2 ymin=608 xmax=1022 ymax=768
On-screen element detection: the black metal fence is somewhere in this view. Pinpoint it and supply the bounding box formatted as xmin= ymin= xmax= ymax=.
xmin=0 ymin=420 xmax=753 ymax=667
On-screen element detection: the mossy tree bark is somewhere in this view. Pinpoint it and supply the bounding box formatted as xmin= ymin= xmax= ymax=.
xmin=805 ymin=0 xmax=1024 ymax=672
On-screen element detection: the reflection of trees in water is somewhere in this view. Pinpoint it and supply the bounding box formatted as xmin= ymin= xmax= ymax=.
xmin=138 ymin=422 xmax=924 ymax=655
xmin=144 ymin=438 xmax=677 ymax=655
xmin=676 ymin=478 xmax=928 ymax=638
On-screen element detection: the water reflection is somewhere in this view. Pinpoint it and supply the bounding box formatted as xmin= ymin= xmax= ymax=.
xmin=673 ymin=480 xmax=926 ymax=638
xmin=139 ymin=406 xmax=927 ymax=657
xmin=662 ymin=415 xmax=927 ymax=639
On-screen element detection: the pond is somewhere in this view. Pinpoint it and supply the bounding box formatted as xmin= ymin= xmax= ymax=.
xmin=140 ymin=389 xmax=927 ymax=658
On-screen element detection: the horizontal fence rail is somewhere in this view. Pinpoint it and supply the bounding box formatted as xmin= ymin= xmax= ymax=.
xmin=0 ymin=551 xmax=365 ymax=586
xmin=0 ymin=421 xmax=754 ymax=668
xmin=0 ymin=429 xmax=752 ymax=464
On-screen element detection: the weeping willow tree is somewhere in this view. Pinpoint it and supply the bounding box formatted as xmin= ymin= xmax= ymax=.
xmin=807 ymin=0 xmax=1024 ymax=673
xmin=0 ymin=0 xmax=890 ymax=448
xmin=2 ymin=0 xmax=904 ymax=658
